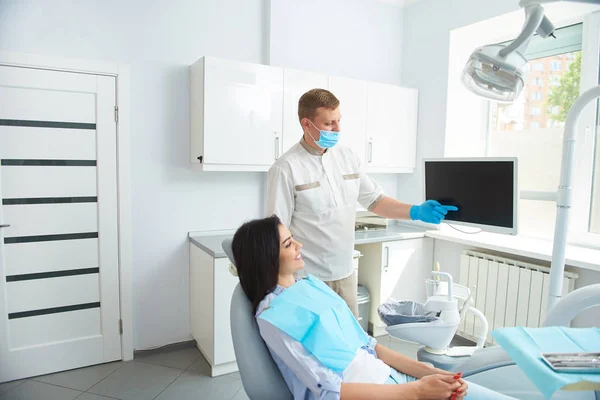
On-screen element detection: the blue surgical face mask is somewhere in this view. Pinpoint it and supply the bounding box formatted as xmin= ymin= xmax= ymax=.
xmin=308 ymin=120 xmax=339 ymax=149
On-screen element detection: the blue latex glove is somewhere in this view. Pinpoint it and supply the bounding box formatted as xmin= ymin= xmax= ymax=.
xmin=410 ymin=200 xmax=458 ymax=224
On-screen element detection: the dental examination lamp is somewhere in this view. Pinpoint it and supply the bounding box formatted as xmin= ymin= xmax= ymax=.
xmin=462 ymin=0 xmax=600 ymax=311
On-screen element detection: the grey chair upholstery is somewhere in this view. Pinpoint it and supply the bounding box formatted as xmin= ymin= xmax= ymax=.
xmin=222 ymin=238 xmax=293 ymax=400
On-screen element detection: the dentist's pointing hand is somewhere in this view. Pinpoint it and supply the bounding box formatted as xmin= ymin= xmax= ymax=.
xmin=410 ymin=200 xmax=458 ymax=224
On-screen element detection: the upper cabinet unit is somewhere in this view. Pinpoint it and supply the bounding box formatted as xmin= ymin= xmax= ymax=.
xmin=190 ymin=56 xmax=418 ymax=173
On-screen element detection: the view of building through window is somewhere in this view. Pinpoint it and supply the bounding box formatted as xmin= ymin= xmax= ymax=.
xmin=487 ymin=51 xmax=586 ymax=239
xmin=491 ymin=51 xmax=580 ymax=132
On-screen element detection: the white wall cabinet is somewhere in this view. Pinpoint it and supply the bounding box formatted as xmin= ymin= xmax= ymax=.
xmin=189 ymin=243 xmax=239 ymax=376
xmin=356 ymin=238 xmax=433 ymax=337
xmin=282 ymin=68 xmax=329 ymax=155
xmin=190 ymin=56 xmax=418 ymax=173
xmin=329 ymin=76 xmax=368 ymax=165
xmin=191 ymin=57 xmax=284 ymax=171
xmin=366 ymin=83 xmax=418 ymax=173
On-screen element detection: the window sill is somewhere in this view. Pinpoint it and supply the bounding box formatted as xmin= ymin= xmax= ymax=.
xmin=426 ymin=227 xmax=600 ymax=273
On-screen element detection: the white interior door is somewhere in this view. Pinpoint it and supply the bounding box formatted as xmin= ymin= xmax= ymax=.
xmin=0 ymin=65 xmax=121 ymax=382
xmin=282 ymin=68 xmax=329 ymax=154
xmin=328 ymin=76 xmax=368 ymax=164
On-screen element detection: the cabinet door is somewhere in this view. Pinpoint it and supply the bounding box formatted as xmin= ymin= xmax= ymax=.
xmin=213 ymin=258 xmax=239 ymax=365
xmin=366 ymin=83 xmax=418 ymax=170
xmin=380 ymin=238 xmax=433 ymax=305
xmin=282 ymin=68 xmax=328 ymax=155
xmin=203 ymin=57 xmax=283 ymax=166
xmin=328 ymin=76 xmax=368 ymax=164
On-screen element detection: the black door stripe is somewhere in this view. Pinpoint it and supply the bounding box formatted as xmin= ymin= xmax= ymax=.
xmin=4 ymin=232 xmax=98 ymax=244
xmin=1 ymin=159 xmax=96 ymax=167
xmin=7 ymin=267 xmax=99 ymax=282
xmin=9 ymin=302 xmax=101 ymax=319
xmin=2 ymin=197 xmax=97 ymax=205
xmin=0 ymin=119 xmax=96 ymax=130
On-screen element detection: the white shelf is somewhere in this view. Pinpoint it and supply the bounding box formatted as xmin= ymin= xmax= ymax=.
xmin=426 ymin=228 xmax=600 ymax=273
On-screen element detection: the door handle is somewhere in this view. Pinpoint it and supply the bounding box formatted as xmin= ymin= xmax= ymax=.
xmin=368 ymin=138 xmax=373 ymax=163
xmin=274 ymin=132 xmax=280 ymax=160
xmin=0 ymin=224 xmax=10 ymax=228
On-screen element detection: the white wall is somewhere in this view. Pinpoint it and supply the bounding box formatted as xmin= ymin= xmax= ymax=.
xmin=270 ymin=0 xmax=404 ymax=85
xmin=396 ymin=0 xmax=521 ymax=204
xmin=0 ymin=0 xmax=405 ymax=350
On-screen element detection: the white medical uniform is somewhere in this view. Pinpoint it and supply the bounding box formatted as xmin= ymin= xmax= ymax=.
xmin=267 ymin=139 xmax=385 ymax=281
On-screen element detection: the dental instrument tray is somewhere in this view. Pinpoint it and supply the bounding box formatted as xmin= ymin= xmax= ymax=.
xmin=541 ymin=352 xmax=600 ymax=374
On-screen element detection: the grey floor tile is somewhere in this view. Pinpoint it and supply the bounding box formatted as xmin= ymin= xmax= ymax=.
xmin=388 ymin=338 xmax=420 ymax=358
xmin=232 ymin=387 xmax=250 ymax=400
xmin=135 ymin=347 xmax=201 ymax=370
xmin=0 ymin=379 xmax=25 ymax=397
xmin=375 ymin=334 xmax=391 ymax=348
xmin=75 ymin=393 xmax=120 ymax=400
xmin=2 ymin=380 xmax=82 ymax=400
xmin=154 ymin=370 xmax=242 ymax=400
xmin=32 ymin=362 xmax=124 ymax=391
xmin=87 ymin=361 xmax=182 ymax=400
xmin=185 ymin=354 xmax=212 ymax=375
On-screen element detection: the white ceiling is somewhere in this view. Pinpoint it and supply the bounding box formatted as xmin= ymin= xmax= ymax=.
xmin=373 ymin=0 xmax=421 ymax=8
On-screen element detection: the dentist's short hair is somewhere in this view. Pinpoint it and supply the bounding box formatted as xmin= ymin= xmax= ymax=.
xmin=298 ymin=89 xmax=339 ymax=122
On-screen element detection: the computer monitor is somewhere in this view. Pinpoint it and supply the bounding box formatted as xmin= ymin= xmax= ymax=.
xmin=423 ymin=158 xmax=518 ymax=235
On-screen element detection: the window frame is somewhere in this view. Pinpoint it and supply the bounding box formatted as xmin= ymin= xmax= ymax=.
xmin=569 ymin=11 xmax=600 ymax=247
xmin=484 ymin=12 xmax=600 ymax=248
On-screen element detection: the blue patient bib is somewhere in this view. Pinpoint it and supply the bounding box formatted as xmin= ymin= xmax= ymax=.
xmin=259 ymin=275 xmax=369 ymax=373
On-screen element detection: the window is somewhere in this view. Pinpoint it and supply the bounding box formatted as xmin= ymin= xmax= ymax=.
xmin=486 ymin=22 xmax=600 ymax=243
xmin=591 ymin=105 xmax=600 ymax=233
xmin=533 ymin=62 xmax=544 ymax=71
xmin=549 ymin=75 xmax=561 ymax=86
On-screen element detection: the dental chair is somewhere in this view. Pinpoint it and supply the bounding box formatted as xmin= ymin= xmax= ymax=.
xmin=434 ymin=283 xmax=600 ymax=400
xmin=222 ymin=238 xmax=293 ymax=400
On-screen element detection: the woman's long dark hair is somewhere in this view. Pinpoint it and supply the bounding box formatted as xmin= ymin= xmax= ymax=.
xmin=231 ymin=215 xmax=282 ymax=312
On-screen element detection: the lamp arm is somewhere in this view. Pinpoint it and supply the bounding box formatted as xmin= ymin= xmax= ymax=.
xmin=548 ymin=85 xmax=600 ymax=311
xmin=520 ymin=0 xmax=600 ymax=6
xmin=499 ymin=5 xmax=546 ymax=57
xmin=501 ymin=0 xmax=600 ymax=58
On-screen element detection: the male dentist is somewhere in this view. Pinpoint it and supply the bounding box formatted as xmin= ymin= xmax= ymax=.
xmin=267 ymin=89 xmax=457 ymax=317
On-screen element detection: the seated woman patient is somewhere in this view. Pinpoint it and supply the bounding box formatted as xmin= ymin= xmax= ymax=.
xmin=231 ymin=216 xmax=515 ymax=400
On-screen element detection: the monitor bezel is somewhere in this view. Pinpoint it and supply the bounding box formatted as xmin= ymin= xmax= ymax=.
xmin=422 ymin=157 xmax=519 ymax=236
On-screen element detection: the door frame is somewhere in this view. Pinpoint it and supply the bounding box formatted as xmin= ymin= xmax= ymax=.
xmin=0 ymin=51 xmax=134 ymax=361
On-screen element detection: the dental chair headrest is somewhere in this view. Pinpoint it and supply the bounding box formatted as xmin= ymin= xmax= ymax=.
xmin=222 ymin=237 xmax=235 ymax=265
xmin=222 ymin=237 xmax=238 ymax=277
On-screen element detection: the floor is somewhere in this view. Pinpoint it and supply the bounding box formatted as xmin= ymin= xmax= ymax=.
xmin=0 ymin=336 xmax=425 ymax=400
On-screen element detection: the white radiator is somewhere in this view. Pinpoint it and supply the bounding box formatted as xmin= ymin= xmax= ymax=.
xmin=456 ymin=250 xmax=579 ymax=345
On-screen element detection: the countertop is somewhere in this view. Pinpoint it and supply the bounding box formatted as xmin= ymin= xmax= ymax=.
xmin=189 ymin=233 xmax=233 ymax=259
xmin=188 ymin=224 xmax=600 ymax=273
xmin=189 ymin=223 xmax=428 ymax=258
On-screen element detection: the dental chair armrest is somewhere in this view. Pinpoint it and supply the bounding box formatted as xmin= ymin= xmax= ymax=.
xmin=459 ymin=346 xmax=515 ymax=378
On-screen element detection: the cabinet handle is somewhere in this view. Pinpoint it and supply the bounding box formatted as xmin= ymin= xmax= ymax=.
xmin=368 ymin=138 xmax=373 ymax=163
xmin=274 ymin=132 xmax=280 ymax=160
xmin=0 ymin=224 xmax=10 ymax=228
xmin=384 ymin=246 xmax=389 ymax=271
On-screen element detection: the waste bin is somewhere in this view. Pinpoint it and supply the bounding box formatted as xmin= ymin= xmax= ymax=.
xmin=357 ymin=284 xmax=370 ymax=332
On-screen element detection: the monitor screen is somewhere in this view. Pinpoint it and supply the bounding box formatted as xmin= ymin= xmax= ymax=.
xmin=424 ymin=158 xmax=518 ymax=235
